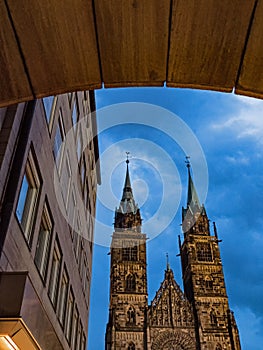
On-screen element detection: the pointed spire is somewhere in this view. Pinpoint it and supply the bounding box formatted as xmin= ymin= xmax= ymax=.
xmin=166 ymin=253 xmax=170 ymax=271
xmin=121 ymin=153 xmax=132 ymax=200
xmin=117 ymin=154 xmax=139 ymax=215
xmin=186 ymin=157 xmax=201 ymax=211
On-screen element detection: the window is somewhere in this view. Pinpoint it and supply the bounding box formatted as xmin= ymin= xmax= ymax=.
xmin=53 ymin=109 xmax=65 ymax=168
xmin=61 ymin=152 xmax=72 ymax=208
xmin=127 ymin=306 xmax=136 ymax=325
xmin=16 ymin=150 xmax=40 ymax=243
xmin=128 ymin=343 xmax=135 ymax=350
xmin=65 ymin=289 xmax=74 ymax=342
xmin=196 ymin=242 xmax=213 ymax=262
xmin=43 ymin=96 xmax=54 ymax=124
xmin=48 ymin=239 xmax=62 ymax=307
xmin=84 ymin=269 xmax=90 ymax=304
xmin=76 ymin=129 xmax=83 ymax=164
xmin=80 ymin=157 xmax=86 ymax=190
xmin=35 ymin=202 xmax=53 ymax=279
xmin=72 ymin=98 xmax=79 ymax=131
xmin=71 ymin=306 xmax=79 ymax=350
xmin=210 ymin=309 xmax=217 ymax=326
xmin=57 ymin=266 xmax=69 ymax=326
xmin=126 ymin=274 xmax=136 ymax=292
xmin=68 ymin=186 xmax=77 ymax=238
xmin=73 ymin=212 xmax=81 ymax=260
xmin=122 ymin=244 xmax=137 ymax=261
xmin=205 ymin=276 xmax=213 ymax=290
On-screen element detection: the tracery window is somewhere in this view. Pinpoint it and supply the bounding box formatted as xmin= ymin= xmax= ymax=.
xmin=127 ymin=306 xmax=136 ymax=325
xmin=196 ymin=242 xmax=213 ymax=262
xmin=210 ymin=309 xmax=217 ymax=326
xmin=126 ymin=274 xmax=136 ymax=292
xmin=122 ymin=245 xmax=137 ymax=261
xmin=205 ymin=278 xmax=213 ymax=290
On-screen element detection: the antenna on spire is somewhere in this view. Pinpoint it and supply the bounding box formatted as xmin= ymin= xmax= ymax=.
xmin=126 ymin=151 xmax=130 ymax=164
xmin=166 ymin=253 xmax=170 ymax=271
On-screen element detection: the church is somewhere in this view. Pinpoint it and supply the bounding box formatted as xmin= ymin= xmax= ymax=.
xmin=105 ymin=158 xmax=241 ymax=350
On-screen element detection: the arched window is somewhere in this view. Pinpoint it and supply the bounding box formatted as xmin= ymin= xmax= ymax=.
xmin=127 ymin=306 xmax=136 ymax=324
xmin=210 ymin=309 xmax=217 ymax=326
xmin=126 ymin=274 xmax=136 ymax=292
xmin=128 ymin=342 xmax=135 ymax=350
xmin=204 ymin=276 xmax=213 ymax=290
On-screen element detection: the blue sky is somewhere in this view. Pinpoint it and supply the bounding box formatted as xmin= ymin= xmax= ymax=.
xmin=88 ymin=87 xmax=263 ymax=350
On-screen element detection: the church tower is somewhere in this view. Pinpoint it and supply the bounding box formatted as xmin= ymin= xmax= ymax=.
xmin=105 ymin=156 xmax=241 ymax=350
xmin=105 ymin=157 xmax=148 ymax=350
xmin=180 ymin=160 xmax=241 ymax=350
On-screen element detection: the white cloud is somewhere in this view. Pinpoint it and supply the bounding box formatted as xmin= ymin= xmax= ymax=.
xmin=225 ymin=151 xmax=250 ymax=165
xmin=210 ymin=94 xmax=263 ymax=142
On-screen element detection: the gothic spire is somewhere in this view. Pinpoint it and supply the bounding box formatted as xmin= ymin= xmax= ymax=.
xmin=186 ymin=158 xmax=201 ymax=210
xmin=114 ymin=154 xmax=142 ymax=231
xmin=182 ymin=157 xmax=209 ymax=235
xmin=118 ymin=155 xmax=137 ymax=214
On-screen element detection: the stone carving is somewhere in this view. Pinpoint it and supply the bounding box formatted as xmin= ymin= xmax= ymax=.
xmin=151 ymin=330 xmax=196 ymax=350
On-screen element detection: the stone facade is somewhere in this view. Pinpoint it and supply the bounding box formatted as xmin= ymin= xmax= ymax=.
xmin=105 ymin=160 xmax=241 ymax=350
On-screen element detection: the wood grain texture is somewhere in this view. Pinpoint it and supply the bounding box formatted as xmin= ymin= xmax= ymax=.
xmin=6 ymin=0 xmax=101 ymax=97
xmin=95 ymin=0 xmax=170 ymax=87
xmin=0 ymin=2 xmax=33 ymax=107
xmin=167 ymin=0 xmax=256 ymax=92
xmin=236 ymin=0 xmax=263 ymax=99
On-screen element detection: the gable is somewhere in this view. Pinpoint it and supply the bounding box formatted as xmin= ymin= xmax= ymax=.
xmin=148 ymin=269 xmax=194 ymax=328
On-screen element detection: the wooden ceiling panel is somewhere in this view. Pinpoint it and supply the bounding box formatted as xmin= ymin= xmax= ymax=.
xmin=94 ymin=0 xmax=170 ymax=87
xmin=6 ymin=0 xmax=101 ymax=98
xmin=167 ymin=0 xmax=256 ymax=92
xmin=0 ymin=2 xmax=33 ymax=107
xmin=236 ymin=0 xmax=263 ymax=99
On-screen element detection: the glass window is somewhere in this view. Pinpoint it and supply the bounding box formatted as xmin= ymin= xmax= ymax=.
xmin=71 ymin=307 xmax=79 ymax=350
xmin=57 ymin=266 xmax=69 ymax=326
xmin=122 ymin=244 xmax=137 ymax=261
xmin=16 ymin=150 xmax=40 ymax=243
xmin=53 ymin=109 xmax=65 ymax=168
xmin=127 ymin=307 xmax=136 ymax=325
xmin=61 ymin=152 xmax=72 ymax=208
xmin=72 ymin=99 xmax=79 ymax=131
xmin=126 ymin=274 xmax=136 ymax=292
xmin=77 ymin=130 xmax=83 ymax=164
xmin=48 ymin=239 xmax=62 ymax=307
xmin=35 ymin=202 xmax=53 ymax=279
xmin=68 ymin=186 xmax=77 ymax=239
xmin=43 ymin=96 xmax=54 ymax=124
xmin=65 ymin=289 xmax=74 ymax=342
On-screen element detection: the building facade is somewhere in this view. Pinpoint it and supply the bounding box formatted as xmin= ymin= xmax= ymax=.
xmin=105 ymin=159 xmax=241 ymax=350
xmin=0 ymin=92 xmax=100 ymax=349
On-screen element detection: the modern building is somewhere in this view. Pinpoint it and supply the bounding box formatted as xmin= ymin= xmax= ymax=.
xmin=0 ymin=91 xmax=100 ymax=349
xmin=105 ymin=158 xmax=241 ymax=350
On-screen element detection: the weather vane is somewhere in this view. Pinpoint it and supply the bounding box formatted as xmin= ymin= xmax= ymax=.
xmin=185 ymin=155 xmax=191 ymax=168
xmin=126 ymin=151 xmax=130 ymax=164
